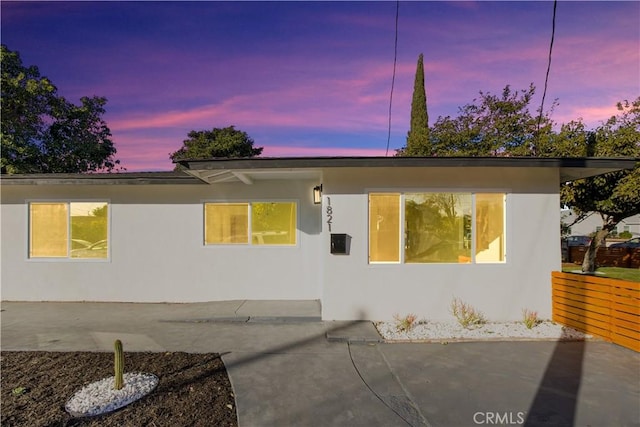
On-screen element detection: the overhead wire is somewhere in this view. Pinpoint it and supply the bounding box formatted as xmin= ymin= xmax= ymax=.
xmin=385 ymin=0 xmax=400 ymax=157
xmin=535 ymin=0 xmax=558 ymax=149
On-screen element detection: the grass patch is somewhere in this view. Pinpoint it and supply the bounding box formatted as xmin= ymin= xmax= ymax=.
xmin=561 ymin=265 xmax=640 ymax=282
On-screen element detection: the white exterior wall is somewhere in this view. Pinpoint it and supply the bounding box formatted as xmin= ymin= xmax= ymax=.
xmin=1 ymin=166 xmax=563 ymax=321
xmin=320 ymin=167 xmax=561 ymax=322
xmin=1 ymin=180 xmax=322 ymax=302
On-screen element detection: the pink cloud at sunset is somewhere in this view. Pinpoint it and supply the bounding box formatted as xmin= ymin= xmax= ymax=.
xmin=2 ymin=1 xmax=637 ymax=171
xmin=262 ymin=145 xmax=389 ymax=158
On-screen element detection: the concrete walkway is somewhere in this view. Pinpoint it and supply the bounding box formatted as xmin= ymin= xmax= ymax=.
xmin=2 ymin=301 xmax=639 ymax=426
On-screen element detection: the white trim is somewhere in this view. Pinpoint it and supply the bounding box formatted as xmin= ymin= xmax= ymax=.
xmin=25 ymin=199 xmax=111 ymax=263
xmin=202 ymin=199 xmax=300 ymax=248
xmin=365 ymin=191 xmax=509 ymax=266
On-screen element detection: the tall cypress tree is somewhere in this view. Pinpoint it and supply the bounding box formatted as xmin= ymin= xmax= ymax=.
xmin=405 ymin=53 xmax=430 ymax=155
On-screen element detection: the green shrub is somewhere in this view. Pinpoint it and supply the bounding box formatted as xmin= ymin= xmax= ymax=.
xmin=393 ymin=313 xmax=418 ymax=332
xmin=522 ymin=309 xmax=539 ymax=329
xmin=450 ymin=298 xmax=486 ymax=328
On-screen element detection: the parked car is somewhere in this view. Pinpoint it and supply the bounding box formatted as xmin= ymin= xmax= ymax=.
xmin=71 ymin=239 xmax=92 ymax=250
xmin=609 ymin=237 xmax=640 ymax=248
xmin=70 ymin=239 xmax=108 ymax=258
xmin=563 ymin=235 xmax=591 ymax=247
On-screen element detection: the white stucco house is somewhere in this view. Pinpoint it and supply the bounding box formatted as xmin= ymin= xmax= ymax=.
xmin=1 ymin=156 xmax=635 ymax=321
xmin=562 ymin=209 xmax=640 ymax=238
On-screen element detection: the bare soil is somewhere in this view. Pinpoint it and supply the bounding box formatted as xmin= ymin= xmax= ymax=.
xmin=1 ymin=351 xmax=238 ymax=427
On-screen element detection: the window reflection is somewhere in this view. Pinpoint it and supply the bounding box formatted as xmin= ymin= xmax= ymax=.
xmin=405 ymin=193 xmax=471 ymax=263
xmin=30 ymin=202 xmax=109 ymax=259
xmin=368 ymin=193 xmax=506 ymax=264
xmin=252 ymin=202 xmax=296 ymax=245
xmin=204 ymin=202 xmax=297 ymax=246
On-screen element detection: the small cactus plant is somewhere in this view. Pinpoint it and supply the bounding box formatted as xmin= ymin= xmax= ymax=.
xmin=114 ymin=339 xmax=124 ymax=390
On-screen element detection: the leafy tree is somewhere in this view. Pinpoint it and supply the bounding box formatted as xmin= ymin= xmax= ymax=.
xmin=400 ymin=53 xmax=430 ymax=156
xmin=1 ymin=45 xmax=120 ymax=173
xmin=536 ymin=120 xmax=595 ymax=158
xmin=426 ymin=84 xmax=554 ymax=156
xmin=397 ymin=76 xmax=638 ymax=272
xmin=560 ymin=98 xmax=640 ymax=272
xmin=170 ymin=126 xmax=263 ymax=167
xmin=92 ymin=205 xmax=109 ymax=217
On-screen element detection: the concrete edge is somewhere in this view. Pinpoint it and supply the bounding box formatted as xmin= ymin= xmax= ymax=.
xmin=158 ymin=316 xmax=322 ymax=324
xmin=377 ymin=336 xmax=601 ymax=344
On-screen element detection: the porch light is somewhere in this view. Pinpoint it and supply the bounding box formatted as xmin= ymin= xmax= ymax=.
xmin=313 ymin=185 xmax=323 ymax=204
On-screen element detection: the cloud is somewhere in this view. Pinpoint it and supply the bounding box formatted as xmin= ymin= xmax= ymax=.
xmin=552 ymin=104 xmax=622 ymax=129
xmin=7 ymin=0 xmax=636 ymax=171
xmin=262 ymin=145 xmax=388 ymax=157
xmin=111 ymin=130 xmax=392 ymax=171
xmin=106 ymin=57 xmax=409 ymax=135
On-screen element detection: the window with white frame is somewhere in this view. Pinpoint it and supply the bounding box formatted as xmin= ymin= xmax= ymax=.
xmin=204 ymin=202 xmax=297 ymax=245
xmin=29 ymin=202 xmax=109 ymax=259
xmin=368 ymin=193 xmax=505 ymax=264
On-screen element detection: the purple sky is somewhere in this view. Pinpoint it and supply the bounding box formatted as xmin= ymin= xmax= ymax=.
xmin=2 ymin=1 xmax=639 ymax=171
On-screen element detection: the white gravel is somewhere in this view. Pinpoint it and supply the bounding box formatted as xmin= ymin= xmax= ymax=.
xmin=375 ymin=320 xmax=592 ymax=342
xmin=65 ymin=372 xmax=158 ymax=417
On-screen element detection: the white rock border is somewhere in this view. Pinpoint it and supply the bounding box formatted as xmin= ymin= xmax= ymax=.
xmin=375 ymin=320 xmax=593 ymax=343
xmin=65 ymin=372 xmax=158 ymax=418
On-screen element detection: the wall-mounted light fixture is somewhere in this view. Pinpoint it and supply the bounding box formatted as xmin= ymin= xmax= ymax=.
xmin=313 ymin=184 xmax=323 ymax=204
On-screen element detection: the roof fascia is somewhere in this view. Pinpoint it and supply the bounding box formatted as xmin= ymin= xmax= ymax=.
xmin=177 ymin=156 xmax=637 ymax=171
xmin=0 ymin=172 xmax=205 ymax=185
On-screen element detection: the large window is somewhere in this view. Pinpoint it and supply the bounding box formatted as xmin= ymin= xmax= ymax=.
xmin=29 ymin=202 xmax=109 ymax=259
xmin=368 ymin=193 xmax=505 ymax=264
xmin=204 ymin=202 xmax=297 ymax=246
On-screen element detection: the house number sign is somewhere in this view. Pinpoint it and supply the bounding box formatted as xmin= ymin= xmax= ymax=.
xmin=326 ymin=197 xmax=333 ymax=232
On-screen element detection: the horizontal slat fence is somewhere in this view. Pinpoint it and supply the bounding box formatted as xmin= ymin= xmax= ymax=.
xmin=567 ymin=247 xmax=640 ymax=268
xmin=552 ymin=271 xmax=640 ymax=352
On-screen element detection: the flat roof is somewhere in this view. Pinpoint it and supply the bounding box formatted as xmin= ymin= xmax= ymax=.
xmin=0 ymin=171 xmax=205 ymax=185
xmin=177 ymin=155 xmax=636 ymax=169
xmin=1 ymin=156 xmax=636 ymax=185
xmin=177 ymin=156 xmax=638 ymax=183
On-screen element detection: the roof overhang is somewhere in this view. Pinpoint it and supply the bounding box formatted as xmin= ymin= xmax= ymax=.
xmin=0 ymin=171 xmax=205 ymax=185
xmin=1 ymin=157 xmax=636 ymax=185
xmin=183 ymin=168 xmax=322 ymax=185
xmin=177 ymin=156 xmax=638 ymax=184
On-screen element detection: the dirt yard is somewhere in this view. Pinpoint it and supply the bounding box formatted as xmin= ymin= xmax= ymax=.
xmin=1 ymin=351 xmax=238 ymax=426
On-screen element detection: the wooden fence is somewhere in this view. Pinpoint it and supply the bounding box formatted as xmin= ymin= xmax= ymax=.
xmin=567 ymin=246 xmax=640 ymax=268
xmin=552 ymin=271 xmax=640 ymax=352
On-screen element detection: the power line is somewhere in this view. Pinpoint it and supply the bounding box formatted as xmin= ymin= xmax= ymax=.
xmin=536 ymin=0 xmax=557 ymax=149
xmin=385 ymin=0 xmax=399 ymax=157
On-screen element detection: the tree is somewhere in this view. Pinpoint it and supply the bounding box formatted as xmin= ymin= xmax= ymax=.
xmin=399 ymin=78 xmax=637 ymax=272
xmin=1 ymin=45 xmax=120 ymax=173
xmin=169 ymin=126 xmax=263 ymax=166
xmin=536 ymin=120 xmax=595 ymax=158
xmin=427 ymin=84 xmax=554 ymax=156
xmin=560 ymin=98 xmax=640 ymax=272
xmin=401 ymin=53 xmax=430 ymax=156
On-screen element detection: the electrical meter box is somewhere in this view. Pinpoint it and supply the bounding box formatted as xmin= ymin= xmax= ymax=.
xmin=330 ymin=233 xmax=349 ymax=255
